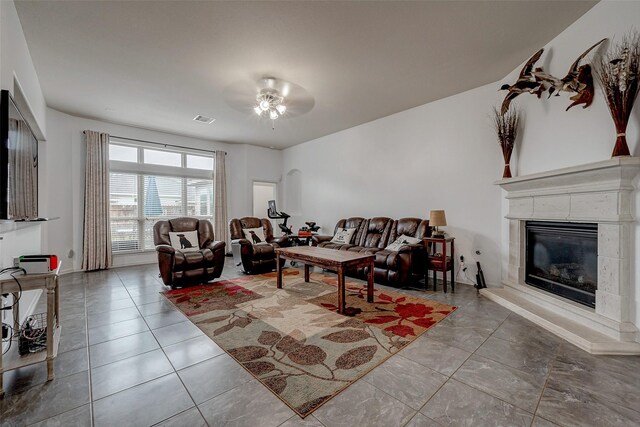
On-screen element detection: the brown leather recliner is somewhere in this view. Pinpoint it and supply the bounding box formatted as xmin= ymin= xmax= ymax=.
xmin=230 ymin=217 xmax=290 ymax=274
xmin=153 ymin=217 xmax=225 ymax=288
xmin=312 ymin=217 xmax=430 ymax=287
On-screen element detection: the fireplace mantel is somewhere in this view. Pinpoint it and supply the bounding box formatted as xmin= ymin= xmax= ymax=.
xmin=482 ymin=157 xmax=640 ymax=354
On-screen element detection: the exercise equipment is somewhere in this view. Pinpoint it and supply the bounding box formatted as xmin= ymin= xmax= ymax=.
xmin=267 ymin=200 xmax=292 ymax=235
xmin=303 ymin=222 xmax=320 ymax=233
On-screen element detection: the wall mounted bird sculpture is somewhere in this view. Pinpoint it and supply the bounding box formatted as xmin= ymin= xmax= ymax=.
xmin=533 ymin=38 xmax=607 ymax=110
xmin=499 ymin=48 xmax=545 ymax=114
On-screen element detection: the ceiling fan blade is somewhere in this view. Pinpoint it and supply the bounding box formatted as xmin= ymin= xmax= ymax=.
xmin=223 ymin=79 xmax=261 ymax=114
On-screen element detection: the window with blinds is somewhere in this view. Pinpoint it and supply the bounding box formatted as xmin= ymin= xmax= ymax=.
xmin=108 ymin=140 xmax=214 ymax=253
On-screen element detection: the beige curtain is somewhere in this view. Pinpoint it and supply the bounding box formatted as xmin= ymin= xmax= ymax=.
xmin=82 ymin=130 xmax=112 ymax=270
xmin=8 ymin=119 xmax=37 ymax=218
xmin=213 ymin=150 xmax=229 ymax=249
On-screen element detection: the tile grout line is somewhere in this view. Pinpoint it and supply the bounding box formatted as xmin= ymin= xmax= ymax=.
xmin=402 ymin=412 xmax=444 ymax=427
xmin=23 ymin=279 xmax=94 ymax=426
xmin=88 ymin=326 xmax=150 ymax=347
xmin=478 ymin=311 xmax=561 ymax=426
xmin=277 ymin=414 xmax=327 ymax=427
xmin=121 ymin=268 xmax=214 ymax=427
xmin=360 ymin=352 xmax=448 ymax=412
xmin=467 ymin=331 xmax=558 ymax=377
xmin=175 ymin=361 xmax=260 ymax=418
xmin=90 ymin=269 xmax=154 ymax=417
xmin=302 ymin=269 xmax=474 ymax=425
xmin=90 ymin=371 xmax=178 ymax=404
xmin=171 ymin=261 xmax=303 ymax=424
xmin=89 ymin=344 xmax=158 ymax=369
xmin=413 ymin=311 xmax=534 ymax=423
xmin=86 ymin=271 xmax=108 ymax=427
xmin=120 ymin=269 xmax=204 ymax=426
xmin=314 ymin=270 xmax=463 ymax=424
xmin=194 ymin=405 xmax=212 ymax=427
xmin=541 ymin=344 xmax=640 ymax=419
xmin=411 ymin=346 xmax=475 ymax=422
xmin=457 ymin=313 xmax=543 ymax=415
xmin=394 ymin=293 xmax=496 ymax=424
xmin=528 ymin=342 xmax=563 ymax=427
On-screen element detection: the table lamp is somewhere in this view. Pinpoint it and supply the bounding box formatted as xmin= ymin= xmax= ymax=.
xmin=429 ymin=210 xmax=447 ymax=237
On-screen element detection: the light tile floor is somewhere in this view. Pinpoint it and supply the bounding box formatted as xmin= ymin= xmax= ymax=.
xmin=1 ymin=257 xmax=639 ymax=426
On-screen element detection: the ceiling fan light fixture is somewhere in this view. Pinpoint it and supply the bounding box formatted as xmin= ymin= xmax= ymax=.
xmin=253 ymin=83 xmax=287 ymax=125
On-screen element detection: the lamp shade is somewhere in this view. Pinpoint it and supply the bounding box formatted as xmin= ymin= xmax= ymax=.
xmin=429 ymin=210 xmax=447 ymax=227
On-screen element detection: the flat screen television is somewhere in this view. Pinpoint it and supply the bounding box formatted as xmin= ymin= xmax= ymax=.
xmin=0 ymin=89 xmax=38 ymax=219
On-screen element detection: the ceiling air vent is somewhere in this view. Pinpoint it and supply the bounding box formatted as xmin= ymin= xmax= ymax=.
xmin=193 ymin=115 xmax=215 ymax=124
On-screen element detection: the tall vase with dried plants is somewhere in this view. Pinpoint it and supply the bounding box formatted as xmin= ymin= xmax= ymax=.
xmin=493 ymin=105 xmax=520 ymax=178
xmin=597 ymin=32 xmax=640 ymax=157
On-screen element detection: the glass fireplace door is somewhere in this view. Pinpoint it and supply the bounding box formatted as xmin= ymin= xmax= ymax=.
xmin=525 ymin=221 xmax=597 ymax=308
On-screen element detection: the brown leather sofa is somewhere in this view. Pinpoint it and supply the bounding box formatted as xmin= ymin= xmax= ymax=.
xmin=153 ymin=218 xmax=226 ymax=288
xmin=312 ymin=217 xmax=430 ymax=287
xmin=230 ymin=217 xmax=290 ymax=274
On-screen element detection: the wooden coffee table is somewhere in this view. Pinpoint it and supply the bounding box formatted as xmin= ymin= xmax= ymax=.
xmin=275 ymin=246 xmax=375 ymax=314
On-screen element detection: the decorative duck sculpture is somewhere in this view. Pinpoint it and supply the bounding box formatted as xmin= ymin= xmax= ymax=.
xmin=500 ymin=48 xmax=545 ymax=114
xmin=533 ymin=38 xmax=607 ymax=110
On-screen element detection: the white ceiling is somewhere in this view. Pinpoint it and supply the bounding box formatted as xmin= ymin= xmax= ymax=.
xmin=15 ymin=1 xmax=597 ymax=149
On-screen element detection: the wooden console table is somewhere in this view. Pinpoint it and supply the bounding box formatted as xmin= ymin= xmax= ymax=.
xmin=275 ymin=246 xmax=374 ymax=314
xmin=0 ymin=264 xmax=61 ymax=396
xmin=424 ymin=237 xmax=455 ymax=293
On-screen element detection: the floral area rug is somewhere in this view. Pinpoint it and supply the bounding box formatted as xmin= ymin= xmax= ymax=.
xmin=162 ymin=270 xmax=456 ymax=417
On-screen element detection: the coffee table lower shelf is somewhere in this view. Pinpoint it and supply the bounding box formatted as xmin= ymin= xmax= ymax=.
xmin=275 ymin=246 xmax=375 ymax=315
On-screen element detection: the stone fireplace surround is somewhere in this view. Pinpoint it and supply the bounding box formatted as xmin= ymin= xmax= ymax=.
xmin=481 ymin=157 xmax=640 ymax=354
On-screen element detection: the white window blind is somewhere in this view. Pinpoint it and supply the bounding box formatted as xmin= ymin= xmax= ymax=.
xmin=108 ymin=141 xmax=214 ymax=253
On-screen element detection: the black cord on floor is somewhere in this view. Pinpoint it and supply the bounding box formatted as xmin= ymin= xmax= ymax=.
xmin=2 ymin=322 xmax=13 ymax=355
xmin=0 ymin=267 xmax=24 ymax=311
xmin=455 ymin=263 xmax=477 ymax=287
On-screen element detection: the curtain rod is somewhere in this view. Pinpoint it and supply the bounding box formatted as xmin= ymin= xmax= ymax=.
xmin=85 ymin=132 xmax=227 ymax=155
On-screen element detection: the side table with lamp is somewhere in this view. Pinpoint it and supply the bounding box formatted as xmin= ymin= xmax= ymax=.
xmin=425 ymin=210 xmax=455 ymax=293
xmin=429 ymin=209 xmax=447 ymax=238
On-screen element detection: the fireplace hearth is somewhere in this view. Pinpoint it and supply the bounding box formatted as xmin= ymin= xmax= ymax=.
xmin=525 ymin=221 xmax=597 ymax=308
xmin=482 ymin=157 xmax=640 ymax=354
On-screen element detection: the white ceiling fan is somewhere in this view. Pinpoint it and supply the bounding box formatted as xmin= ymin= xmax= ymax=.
xmin=224 ymin=76 xmax=315 ymax=129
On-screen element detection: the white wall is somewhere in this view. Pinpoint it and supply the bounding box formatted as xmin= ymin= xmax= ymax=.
xmin=282 ymin=0 xmax=640 ymax=332
xmin=505 ymin=2 xmax=639 ymax=173
xmin=0 ymin=0 xmax=46 ymax=334
xmin=0 ymin=0 xmax=47 ymax=260
xmin=496 ymin=0 xmax=640 ymax=329
xmin=283 ymin=83 xmax=504 ymax=286
xmin=0 ymin=0 xmax=47 ymax=267
xmin=42 ymin=108 xmax=283 ymax=272
xmin=0 ymin=0 xmax=45 ymax=138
